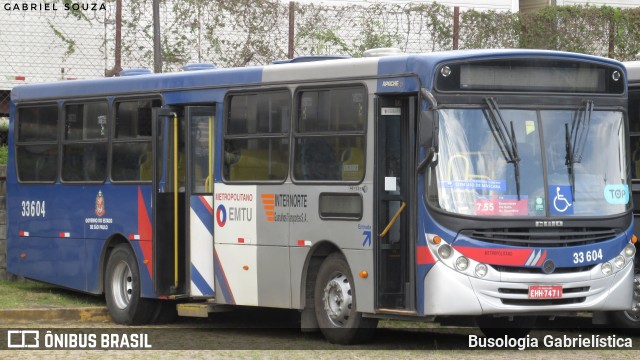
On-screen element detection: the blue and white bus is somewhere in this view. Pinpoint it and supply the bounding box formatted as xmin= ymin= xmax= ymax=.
xmin=7 ymin=49 xmax=637 ymax=343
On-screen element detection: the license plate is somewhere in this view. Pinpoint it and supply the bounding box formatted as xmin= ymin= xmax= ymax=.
xmin=528 ymin=285 xmax=563 ymax=299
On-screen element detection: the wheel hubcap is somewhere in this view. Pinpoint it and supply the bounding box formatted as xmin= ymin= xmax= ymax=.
xmin=111 ymin=260 xmax=133 ymax=310
xmin=322 ymin=272 xmax=353 ymax=327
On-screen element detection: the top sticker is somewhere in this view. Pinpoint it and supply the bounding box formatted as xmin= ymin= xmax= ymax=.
xmin=603 ymin=184 xmax=629 ymax=205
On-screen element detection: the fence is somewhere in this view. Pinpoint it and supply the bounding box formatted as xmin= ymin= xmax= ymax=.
xmin=2 ymin=1 xmax=640 ymax=133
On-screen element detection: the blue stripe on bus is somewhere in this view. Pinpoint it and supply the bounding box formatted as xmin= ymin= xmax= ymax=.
xmin=190 ymin=263 xmax=215 ymax=296
xmin=191 ymin=196 xmax=214 ymax=236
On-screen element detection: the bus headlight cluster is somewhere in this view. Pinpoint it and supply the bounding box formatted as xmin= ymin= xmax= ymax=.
xmin=624 ymin=243 xmax=636 ymax=258
xmin=455 ymin=256 xmax=469 ymax=271
xmin=614 ymin=255 xmax=626 ymax=269
xmin=475 ymin=264 xmax=488 ymax=278
xmin=437 ymin=244 xmax=452 ymax=259
xmin=427 ymin=233 xmax=491 ymax=279
xmin=598 ymin=241 xmax=635 ymax=277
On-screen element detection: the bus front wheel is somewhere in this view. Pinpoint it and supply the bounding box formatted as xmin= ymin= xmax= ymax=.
xmin=314 ymin=253 xmax=378 ymax=344
xmin=104 ymin=244 xmax=155 ymax=325
xmin=609 ymin=259 xmax=640 ymax=329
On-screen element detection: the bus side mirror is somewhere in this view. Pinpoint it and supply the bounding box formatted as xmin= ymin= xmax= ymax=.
xmin=419 ymin=110 xmax=438 ymax=152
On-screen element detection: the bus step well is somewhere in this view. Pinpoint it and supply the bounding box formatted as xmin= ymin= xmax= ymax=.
xmin=177 ymin=301 xmax=233 ymax=318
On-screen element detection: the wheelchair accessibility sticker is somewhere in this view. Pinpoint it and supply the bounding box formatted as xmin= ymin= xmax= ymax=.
xmin=549 ymin=185 xmax=573 ymax=215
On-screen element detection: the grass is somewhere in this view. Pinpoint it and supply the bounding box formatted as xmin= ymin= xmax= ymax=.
xmin=0 ymin=144 xmax=7 ymax=165
xmin=0 ymin=280 xmax=105 ymax=309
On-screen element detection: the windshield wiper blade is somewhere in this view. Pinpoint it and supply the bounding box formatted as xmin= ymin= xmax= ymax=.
xmin=484 ymin=97 xmax=521 ymax=200
xmin=565 ymin=100 xmax=593 ymax=200
xmin=565 ymin=123 xmax=576 ymax=201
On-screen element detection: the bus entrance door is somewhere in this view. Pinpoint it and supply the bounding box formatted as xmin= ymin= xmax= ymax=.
xmin=375 ymin=96 xmax=416 ymax=311
xmin=185 ymin=106 xmax=216 ymax=298
xmin=152 ymin=108 xmax=186 ymax=296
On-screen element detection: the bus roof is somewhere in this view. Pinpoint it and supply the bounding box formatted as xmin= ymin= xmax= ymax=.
xmin=11 ymin=49 xmax=625 ymax=103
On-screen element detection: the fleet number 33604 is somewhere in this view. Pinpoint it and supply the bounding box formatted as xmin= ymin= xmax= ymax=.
xmin=572 ymin=249 xmax=603 ymax=264
xmin=21 ymin=200 xmax=46 ymax=217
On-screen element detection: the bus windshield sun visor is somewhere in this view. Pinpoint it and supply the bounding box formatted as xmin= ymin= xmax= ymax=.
xmin=565 ymin=100 xmax=593 ymax=201
xmin=483 ymin=97 xmax=521 ymax=200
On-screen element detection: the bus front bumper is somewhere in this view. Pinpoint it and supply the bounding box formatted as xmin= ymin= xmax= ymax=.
xmin=422 ymin=260 xmax=633 ymax=315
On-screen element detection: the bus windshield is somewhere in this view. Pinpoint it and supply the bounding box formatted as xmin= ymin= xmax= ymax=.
xmin=427 ymin=107 xmax=629 ymax=217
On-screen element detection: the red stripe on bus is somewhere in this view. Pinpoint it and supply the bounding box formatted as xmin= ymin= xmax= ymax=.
xmin=454 ymin=246 xmax=532 ymax=266
xmin=417 ymin=246 xmax=435 ymax=265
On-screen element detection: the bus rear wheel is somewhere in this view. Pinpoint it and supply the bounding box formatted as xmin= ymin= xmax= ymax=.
xmin=105 ymin=244 xmax=155 ymax=325
xmin=314 ymin=253 xmax=377 ymax=344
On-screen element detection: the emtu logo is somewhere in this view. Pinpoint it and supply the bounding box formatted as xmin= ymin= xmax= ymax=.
xmin=216 ymin=205 xmax=227 ymax=227
xmin=261 ymin=194 xmax=275 ymax=222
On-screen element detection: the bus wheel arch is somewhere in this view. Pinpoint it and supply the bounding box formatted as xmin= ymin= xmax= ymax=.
xmin=300 ymin=241 xmax=341 ymax=331
xmin=103 ymin=240 xmax=155 ymax=325
xmin=609 ymin=251 xmax=640 ymax=329
xmin=312 ymin=251 xmax=378 ymax=344
xmin=98 ymin=234 xmax=131 ymax=294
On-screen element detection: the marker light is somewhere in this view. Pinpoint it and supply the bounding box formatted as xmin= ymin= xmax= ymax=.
xmin=455 ymin=256 xmax=469 ymax=271
xmin=475 ymin=264 xmax=488 ymax=278
xmin=359 ymin=271 xmax=369 ymax=279
xmin=625 ymin=243 xmax=636 ymax=258
xmin=632 ymin=235 xmax=638 ymax=244
xmin=601 ymin=262 xmax=613 ymax=276
xmin=612 ymin=70 xmax=621 ymax=81
xmin=437 ymin=244 xmax=453 ymax=259
xmin=614 ymin=255 xmax=626 ymax=269
xmin=432 ymin=236 xmax=442 ymax=245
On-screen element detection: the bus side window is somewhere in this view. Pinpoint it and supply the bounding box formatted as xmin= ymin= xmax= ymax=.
xmin=61 ymin=101 xmax=108 ymax=182
xmin=293 ymin=86 xmax=366 ymax=182
xmin=631 ymin=136 xmax=640 ymax=179
xmin=111 ymin=99 xmax=158 ymax=182
xmin=16 ymin=105 xmax=59 ymax=182
xmin=298 ymin=138 xmax=338 ymax=180
xmin=341 ymin=147 xmax=364 ymax=181
xmin=224 ymin=91 xmax=290 ymax=182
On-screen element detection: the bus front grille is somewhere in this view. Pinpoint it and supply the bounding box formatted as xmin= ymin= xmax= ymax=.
xmin=461 ymin=227 xmax=619 ymax=247
xmin=491 ymin=265 xmax=596 ymax=274
xmin=500 ymin=297 xmax=587 ymax=306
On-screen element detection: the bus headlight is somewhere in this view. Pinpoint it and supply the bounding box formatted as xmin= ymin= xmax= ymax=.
xmin=614 ymin=255 xmax=625 ymax=269
xmin=455 ymin=256 xmax=469 ymax=271
xmin=437 ymin=244 xmax=452 ymax=259
xmin=601 ymin=262 xmax=613 ymax=275
xmin=624 ymin=243 xmax=636 ymax=258
xmin=475 ymin=264 xmax=488 ymax=278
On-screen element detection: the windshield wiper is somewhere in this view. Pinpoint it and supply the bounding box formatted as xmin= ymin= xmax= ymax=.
xmin=565 ymin=100 xmax=593 ymax=200
xmin=484 ymin=97 xmax=521 ymax=200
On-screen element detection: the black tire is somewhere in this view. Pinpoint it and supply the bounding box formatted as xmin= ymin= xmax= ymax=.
xmin=314 ymin=253 xmax=378 ymax=344
xmin=609 ymin=258 xmax=640 ymax=329
xmin=476 ymin=315 xmax=536 ymax=338
xmin=150 ymin=300 xmax=178 ymax=324
xmin=104 ymin=244 xmax=156 ymax=325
